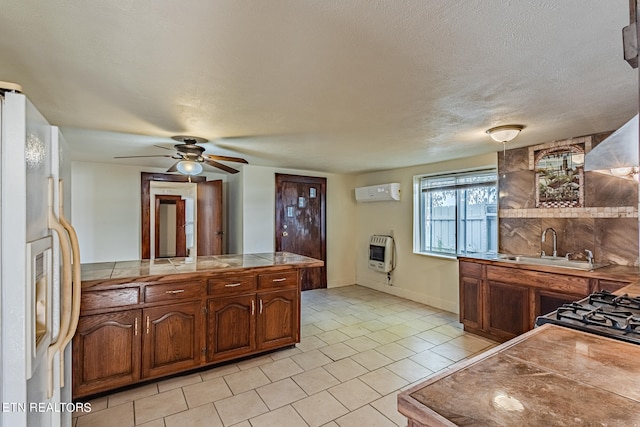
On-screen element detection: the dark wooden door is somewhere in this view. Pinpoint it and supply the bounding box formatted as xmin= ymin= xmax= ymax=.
xmin=257 ymin=288 xmax=298 ymax=351
xmin=142 ymin=302 xmax=203 ymax=378
xmin=72 ymin=310 xmax=141 ymax=398
xmin=197 ymin=180 xmax=223 ymax=255
xmin=155 ymin=195 xmax=186 ymax=257
xmin=207 ymin=294 xmax=255 ymax=362
xmin=275 ymin=174 xmax=326 ymax=290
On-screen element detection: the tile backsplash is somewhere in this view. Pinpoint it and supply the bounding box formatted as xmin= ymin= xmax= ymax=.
xmin=498 ymin=132 xmax=639 ymax=266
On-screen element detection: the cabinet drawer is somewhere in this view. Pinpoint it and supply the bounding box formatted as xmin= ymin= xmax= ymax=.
xmin=459 ymin=261 xmax=482 ymax=278
xmin=486 ymin=265 xmax=590 ymax=295
xmin=595 ymin=279 xmax=630 ymax=293
xmin=81 ymin=287 xmax=140 ymax=311
xmin=208 ymin=275 xmax=257 ymax=296
xmin=145 ymin=281 xmax=204 ymax=303
xmin=258 ymin=271 xmax=298 ymax=289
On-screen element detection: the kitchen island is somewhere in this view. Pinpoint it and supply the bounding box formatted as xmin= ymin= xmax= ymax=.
xmin=398 ymin=323 xmax=640 ymax=426
xmin=74 ymin=252 xmax=323 ymax=399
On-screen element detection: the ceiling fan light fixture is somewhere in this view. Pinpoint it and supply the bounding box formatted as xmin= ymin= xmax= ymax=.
xmin=176 ymin=160 xmax=203 ymax=175
xmin=486 ymin=125 xmax=525 ymax=143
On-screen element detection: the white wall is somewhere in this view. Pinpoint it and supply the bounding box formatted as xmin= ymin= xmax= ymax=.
xmin=230 ymin=164 xmax=358 ymax=288
xmin=73 ymin=153 xmax=500 ymax=313
xmin=354 ymin=152 xmax=497 ymax=313
xmin=71 ymin=161 xmax=226 ymax=262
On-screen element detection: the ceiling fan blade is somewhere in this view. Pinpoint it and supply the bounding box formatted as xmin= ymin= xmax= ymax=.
xmin=113 ymin=154 xmax=174 ymax=159
xmin=166 ymin=161 xmax=181 ymax=173
xmin=153 ymin=144 xmax=176 ymax=152
xmin=203 ymin=159 xmax=240 ymax=174
xmin=205 ymin=154 xmax=249 ymax=164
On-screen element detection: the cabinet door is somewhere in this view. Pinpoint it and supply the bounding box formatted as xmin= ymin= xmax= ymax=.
xmin=257 ymin=288 xmax=299 ymax=351
xmin=460 ymin=275 xmax=482 ymax=330
xmin=484 ymin=281 xmax=530 ymax=341
xmin=142 ymin=301 xmax=203 ymax=378
xmin=208 ymin=294 xmax=255 ymax=362
xmin=535 ymin=290 xmax=581 ymax=318
xmin=72 ymin=309 xmax=141 ymax=398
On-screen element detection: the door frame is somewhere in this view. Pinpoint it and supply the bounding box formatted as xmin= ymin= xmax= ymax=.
xmin=141 ymin=173 xmax=205 ymax=259
xmin=154 ymin=195 xmax=186 ymax=257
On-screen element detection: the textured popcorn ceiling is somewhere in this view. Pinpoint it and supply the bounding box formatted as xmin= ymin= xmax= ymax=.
xmin=0 ymin=0 xmax=637 ymax=174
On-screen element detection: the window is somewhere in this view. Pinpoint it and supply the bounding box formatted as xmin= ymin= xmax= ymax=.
xmin=415 ymin=169 xmax=497 ymax=257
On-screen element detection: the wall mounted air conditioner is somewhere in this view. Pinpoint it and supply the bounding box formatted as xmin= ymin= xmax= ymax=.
xmin=355 ymin=183 xmax=401 ymax=202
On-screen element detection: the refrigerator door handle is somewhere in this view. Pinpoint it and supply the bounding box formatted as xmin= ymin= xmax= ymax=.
xmin=56 ymin=179 xmax=81 ymax=389
xmin=46 ymin=177 xmax=73 ymax=398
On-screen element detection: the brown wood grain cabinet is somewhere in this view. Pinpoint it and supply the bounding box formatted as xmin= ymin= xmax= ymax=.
xmin=593 ymin=279 xmax=631 ymax=293
xmin=208 ymin=294 xmax=256 ymax=361
xmin=257 ymin=288 xmax=298 ymax=351
xmin=142 ymin=301 xmax=204 ymax=378
xmin=484 ymin=280 xmax=530 ymax=340
xmin=458 ymin=259 xmax=632 ymax=342
xmin=459 ymin=274 xmax=483 ymax=331
xmin=72 ymin=309 xmax=142 ymax=398
xmin=73 ymin=268 xmax=302 ymax=399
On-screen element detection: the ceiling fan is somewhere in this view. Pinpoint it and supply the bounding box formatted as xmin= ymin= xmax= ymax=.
xmin=114 ymin=135 xmax=248 ymax=174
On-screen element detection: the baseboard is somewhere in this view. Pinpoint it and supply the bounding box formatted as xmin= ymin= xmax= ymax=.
xmin=355 ymin=279 xmax=459 ymax=314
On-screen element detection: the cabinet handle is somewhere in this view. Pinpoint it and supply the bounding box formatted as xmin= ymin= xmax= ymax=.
xmin=146 ymin=316 xmax=150 ymax=334
xmin=259 ymin=299 xmax=263 ymax=314
xmin=225 ymin=283 xmax=242 ymax=288
xmin=272 ymin=278 xmax=287 ymax=282
xmin=251 ymin=300 xmax=255 ymax=315
xmin=134 ymin=317 xmax=138 ymax=336
xmin=165 ymin=289 xmax=185 ymax=294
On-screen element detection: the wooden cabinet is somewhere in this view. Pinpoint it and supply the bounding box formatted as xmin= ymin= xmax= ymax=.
xmin=73 ymin=268 xmax=302 ymax=399
xmin=459 ymin=262 xmax=483 ymax=331
xmin=207 ymin=271 xmax=300 ymax=361
xmin=142 ymin=301 xmax=204 ymax=378
xmin=459 ymin=259 xmax=609 ymax=342
xmin=484 ymin=280 xmax=530 ymax=340
xmin=72 ymin=309 xmax=141 ymax=398
xmin=257 ymin=288 xmax=299 ymax=351
xmin=593 ymin=279 xmax=631 ymax=293
xmin=208 ymin=294 xmax=256 ymax=361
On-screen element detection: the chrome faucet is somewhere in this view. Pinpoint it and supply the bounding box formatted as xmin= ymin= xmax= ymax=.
xmin=541 ymin=227 xmax=557 ymax=257
xmin=584 ymin=249 xmax=594 ymax=265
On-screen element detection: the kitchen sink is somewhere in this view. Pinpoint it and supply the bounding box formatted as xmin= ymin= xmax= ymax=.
xmin=496 ymin=254 xmax=608 ymax=271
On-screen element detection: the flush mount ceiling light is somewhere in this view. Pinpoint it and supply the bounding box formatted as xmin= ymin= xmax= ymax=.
xmin=176 ymin=160 xmax=203 ymax=176
xmin=486 ymin=125 xmax=525 ymax=143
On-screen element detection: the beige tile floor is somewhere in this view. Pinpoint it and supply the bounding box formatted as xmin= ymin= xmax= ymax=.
xmin=72 ymin=285 xmax=497 ymax=427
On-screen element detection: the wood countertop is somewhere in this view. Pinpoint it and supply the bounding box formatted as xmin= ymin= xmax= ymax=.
xmin=398 ymin=324 xmax=640 ymax=426
xmin=80 ymin=252 xmax=324 ymax=288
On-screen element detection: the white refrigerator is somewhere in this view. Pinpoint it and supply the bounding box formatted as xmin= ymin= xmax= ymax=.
xmin=1 ymin=87 xmax=81 ymax=427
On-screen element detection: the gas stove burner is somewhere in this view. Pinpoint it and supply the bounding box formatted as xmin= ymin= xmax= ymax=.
xmin=589 ymin=291 xmax=640 ymax=310
xmin=582 ymin=308 xmax=622 ymax=329
xmin=538 ymin=291 xmax=640 ymax=345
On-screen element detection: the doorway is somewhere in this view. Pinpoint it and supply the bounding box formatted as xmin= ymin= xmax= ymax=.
xmin=141 ymin=173 xmax=224 ymax=259
xmin=155 ymin=195 xmax=186 ymax=257
xmin=275 ymin=174 xmax=326 ymax=290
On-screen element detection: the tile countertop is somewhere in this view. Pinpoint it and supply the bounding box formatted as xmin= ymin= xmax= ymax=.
xmin=398 ymin=324 xmax=640 ymax=426
xmin=80 ymin=252 xmax=324 ymax=285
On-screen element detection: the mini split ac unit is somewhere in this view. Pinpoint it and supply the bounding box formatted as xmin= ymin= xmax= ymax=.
xmin=355 ymin=183 xmax=401 ymax=202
